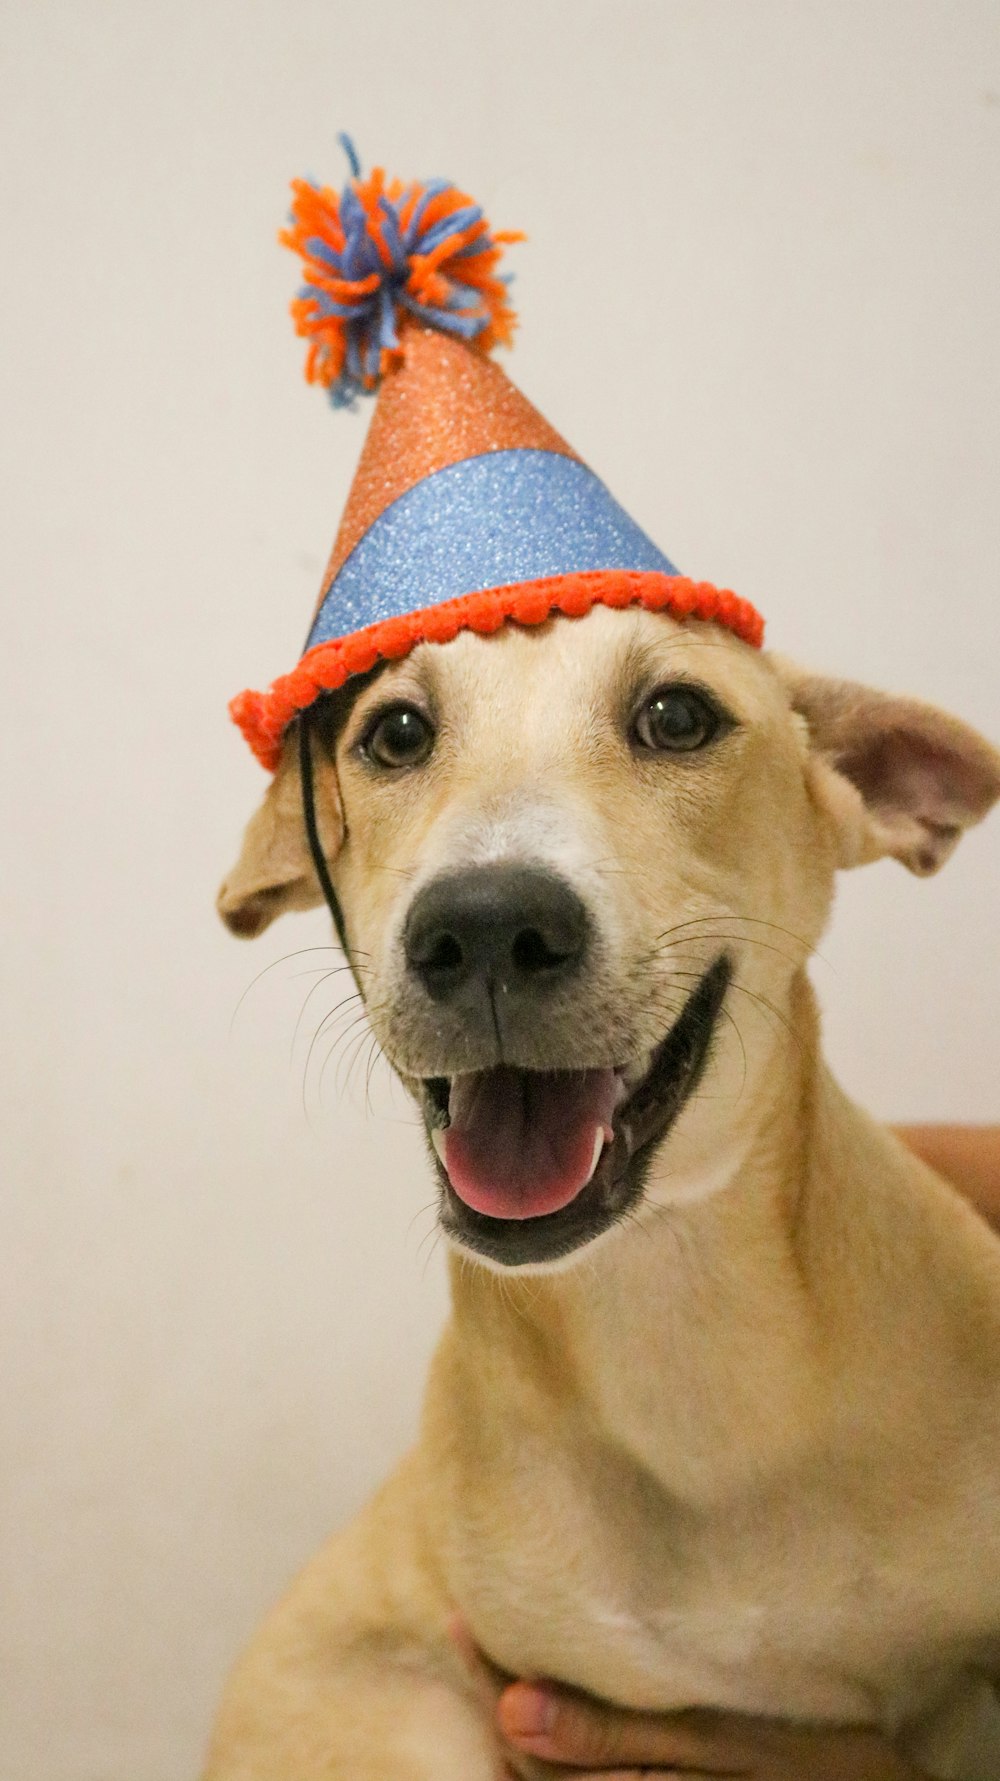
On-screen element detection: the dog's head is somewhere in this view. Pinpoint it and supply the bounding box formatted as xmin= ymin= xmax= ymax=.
xmin=220 ymin=606 xmax=1000 ymax=1269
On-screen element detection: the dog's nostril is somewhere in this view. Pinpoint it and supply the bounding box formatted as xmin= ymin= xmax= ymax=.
xmin=424 ymin=932 xmax=464 ymax=974
xmin=511 ymin=927 xmax=570 ymax=974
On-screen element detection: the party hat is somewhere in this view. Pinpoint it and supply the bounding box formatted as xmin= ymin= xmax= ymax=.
xmin=231 ymin=140 xmax=763 ymax=771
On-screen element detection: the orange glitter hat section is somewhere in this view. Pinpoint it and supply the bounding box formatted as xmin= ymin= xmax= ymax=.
xmin=230 ymin=571 xmax=765 ymax=773
xmin=314 ymin=324 xmax=579 ymax=619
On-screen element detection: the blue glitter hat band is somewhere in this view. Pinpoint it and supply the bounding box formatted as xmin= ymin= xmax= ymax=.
xmin=306 ymin=448 xmax=678 ymax=651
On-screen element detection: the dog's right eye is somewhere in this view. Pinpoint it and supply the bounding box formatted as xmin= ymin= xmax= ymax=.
xmin=361 ymin=705 xmax=435 ymax=770
xmin=632 ymin=683 xmax=726 ymax=754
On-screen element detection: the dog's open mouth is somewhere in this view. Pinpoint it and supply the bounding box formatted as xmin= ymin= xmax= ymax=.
xmin=430 ymin=1066 xmax=623 ymax=1220
xmin=422 ymin=953 xmax=731 ymax=1265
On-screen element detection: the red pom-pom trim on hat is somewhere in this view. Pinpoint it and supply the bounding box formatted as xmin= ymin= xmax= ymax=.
xmin=230 ymin=571 xmax=765 ymax=772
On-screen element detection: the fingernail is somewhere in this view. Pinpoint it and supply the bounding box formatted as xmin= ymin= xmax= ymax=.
xmin=498 ymin=1682 xmax=557 ymax=1739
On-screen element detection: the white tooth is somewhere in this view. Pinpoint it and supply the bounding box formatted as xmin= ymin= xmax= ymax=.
xmin=431 ymin=1126 xmax=448 ymax=1167
xmin=584 ymin=1128 xmax=606 ymax=1185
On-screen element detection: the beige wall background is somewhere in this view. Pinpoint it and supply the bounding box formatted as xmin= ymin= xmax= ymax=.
xmin=2 ymin=2 xmax=998 ymax=1776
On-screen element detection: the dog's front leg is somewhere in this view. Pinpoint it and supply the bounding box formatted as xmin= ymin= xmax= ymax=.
xmin=201 ymin=1453 xmax=504 ymax=1781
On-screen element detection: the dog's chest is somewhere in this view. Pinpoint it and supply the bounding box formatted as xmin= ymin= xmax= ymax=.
xmin=444 ymin=1414 xmax=1000 ymax=1729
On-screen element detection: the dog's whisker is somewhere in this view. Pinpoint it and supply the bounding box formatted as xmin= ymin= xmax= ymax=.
xmin=291 ymin=970 xmax=361 ymax=1063
xmin=722 ymin=980 xmax=810 ymax=1057
xmin=654 ymin=933 xmax=811 ymax=968
xmin=669 ymin=968 xmax=808 ymax=1057
xmin=367 ymin=860 xmax=417 ymax=879
xmin=363 ymin=1033 xmax=389 ymax=1118
xmin=229 ymin=945 xmax=351 ymax=1037
xmin=289 ymin=965 xmax=356 ymax=979
xmin=716 ymin=1001 xmax=749 ymax=1094
xmin=494 ymin=1264 xmax=538 ymax=1327
xmin=307 ymin=1004 xmax=372 ymax=1114
xmin=308 ymin=994 xmax=371 ymax=1048
xmin=420 ymin=1230 xmax=446 ymax=1283
xmin=337 ymin=1017 xmax=385 ymax=1106
xmin=321 ymin=1022 xmax=369 ymax=1110
xmin=649 ymin=912 xmax=816 ymax=951
xmin=411 ymin=1200 xmax=446 ymax=1279
xmin=301 ymin=991 xmax=365 ymax=1100
xmin=407 ymin=1195 xmax=440 ymax=1243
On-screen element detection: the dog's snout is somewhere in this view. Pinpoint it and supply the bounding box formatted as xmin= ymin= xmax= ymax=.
xmin=404 ymin=866 xmax=589 ymax=1004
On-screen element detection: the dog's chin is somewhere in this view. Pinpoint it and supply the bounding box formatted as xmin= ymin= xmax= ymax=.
xmin=417 ymin=954 xmax=732 ymax=1270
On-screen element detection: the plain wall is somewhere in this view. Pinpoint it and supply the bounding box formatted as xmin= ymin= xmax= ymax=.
xmin=2 ymin=3 xmax=998 ymax=1776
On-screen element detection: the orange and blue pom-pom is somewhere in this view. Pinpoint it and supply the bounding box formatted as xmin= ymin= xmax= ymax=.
xmin=281 ymin=135 xmax=524 ymax=407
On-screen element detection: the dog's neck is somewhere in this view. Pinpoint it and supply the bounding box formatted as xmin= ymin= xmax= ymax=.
xmin=445 ymin=970 xmax=999 ymax=1502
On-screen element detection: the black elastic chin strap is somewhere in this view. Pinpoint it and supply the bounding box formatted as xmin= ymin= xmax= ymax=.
xmin=297 ymin=709 xmax=351 ymax=959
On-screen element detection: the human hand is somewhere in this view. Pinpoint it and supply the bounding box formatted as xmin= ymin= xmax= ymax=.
xmin=495 ymin=1680 xmax=927 ymax=1779
xmin=896 ymin=1123 xmax=1000 ymax=1231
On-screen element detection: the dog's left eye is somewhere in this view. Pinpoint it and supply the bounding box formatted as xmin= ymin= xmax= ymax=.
xmin=633 ymin=685 xmax=723 ymax=753
xmin=362 ymin=704 xmax=435 ymax=770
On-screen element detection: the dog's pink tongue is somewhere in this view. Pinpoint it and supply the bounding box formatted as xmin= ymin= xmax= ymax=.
xmin=441 ymin=1067 xmax=618 ymax=1221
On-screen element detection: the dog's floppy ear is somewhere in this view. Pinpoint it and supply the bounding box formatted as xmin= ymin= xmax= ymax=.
xmin=217 ymin=736 xmax=344 ymax=937
xmin=774 ymin=659 xmax=1000 ymax=876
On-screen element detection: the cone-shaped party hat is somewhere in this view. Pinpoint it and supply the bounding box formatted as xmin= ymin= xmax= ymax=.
xmin=231 ymin=141 xmax=764 ymax=771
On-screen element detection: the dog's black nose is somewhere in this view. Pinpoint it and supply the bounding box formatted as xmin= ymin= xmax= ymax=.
xmin=404 ymin=866 xmax=589 ymax=1003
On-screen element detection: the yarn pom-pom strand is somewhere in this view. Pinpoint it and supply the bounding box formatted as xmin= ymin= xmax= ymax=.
xmin=281 ymin=138 xmax=524 ymax=407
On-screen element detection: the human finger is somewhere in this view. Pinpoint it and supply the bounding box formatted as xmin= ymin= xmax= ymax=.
xmin=497 ymin=1684 xmax=746 ymax=1771
xmin=497 ymin=1683 xmax=926 ymax=1778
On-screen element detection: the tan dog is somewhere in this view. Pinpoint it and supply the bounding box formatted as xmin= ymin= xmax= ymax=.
xmin=208 ymin=606 xmax=1000 ymax=1780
